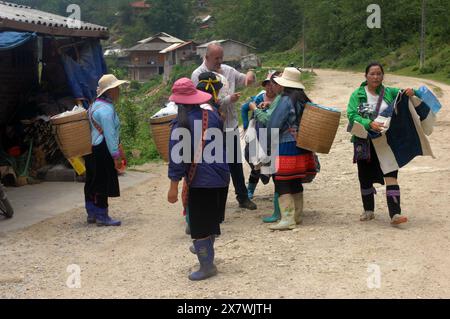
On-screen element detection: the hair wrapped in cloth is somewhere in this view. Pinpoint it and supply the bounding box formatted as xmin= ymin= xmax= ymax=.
xmin=197 ymin=72 xmax=223 ymax=102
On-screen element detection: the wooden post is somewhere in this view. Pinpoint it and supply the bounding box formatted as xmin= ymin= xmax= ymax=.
xmin=302 ymin=14 xmax=306 ymax=69
xmin=420 ymin=0 xmax=426 ymax=70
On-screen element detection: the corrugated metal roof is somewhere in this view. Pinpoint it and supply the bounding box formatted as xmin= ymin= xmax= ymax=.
xmin=138 ymin=32 xmax=184 ymax=44
xmin=0 ymin=1 xmax=109 ymax=38
xmin=159 ymin=41 xmax=193 ymax=54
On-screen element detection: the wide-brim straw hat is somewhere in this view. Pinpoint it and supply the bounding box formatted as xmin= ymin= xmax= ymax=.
xmin=169 ymin=77 xmax=212 ymax=105
xmin=274 ymin=67 xmax=305 ymax=89
xmin=97 ymin=74 xmax=129 ymax=97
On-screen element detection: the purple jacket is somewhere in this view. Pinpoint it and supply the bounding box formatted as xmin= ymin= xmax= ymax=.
xmin=168 ymin=106 xmax=230 ymax=188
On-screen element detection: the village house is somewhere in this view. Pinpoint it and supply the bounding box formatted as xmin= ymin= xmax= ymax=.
xmin=126 ymin=32 xmax=197 ymax=82
xmin=196 ymin=39 xmax=256 ymax=63
xmin=129 ymin=0 xmax=151 ymax=15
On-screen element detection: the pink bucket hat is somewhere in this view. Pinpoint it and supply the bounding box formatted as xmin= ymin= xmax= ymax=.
xmin=169 ymin=78 xmax=212 ymax=105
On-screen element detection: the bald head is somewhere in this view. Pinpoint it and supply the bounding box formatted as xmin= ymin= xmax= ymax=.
xmin=205 ymin=43 xmax=224 ymax=72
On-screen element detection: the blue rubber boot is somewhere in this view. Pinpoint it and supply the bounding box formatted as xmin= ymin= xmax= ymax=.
xmin=262 ymin=193 xmax=281 ymax=223
xmin=190 ymin=235 xmax=215 ymax=254
xmin=95 ymin=207 xmax=121 ymax=227
xmin=247 ymin=183 xmax=257 ymax=200
xmin=189 ymin=236 xmax=218 ymax=281
xmin=85 ymin=201 xmax=96 ymax=224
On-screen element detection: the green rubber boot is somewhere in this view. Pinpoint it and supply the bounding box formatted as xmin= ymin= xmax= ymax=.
xmin=262 ymin=193 xmax=281 ymax=223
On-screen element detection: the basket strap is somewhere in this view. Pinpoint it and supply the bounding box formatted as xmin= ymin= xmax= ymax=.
xmin=52 ymin=125 xmax=65 ymax=157
xmin=89 ymin=104 xmax=104 ymax=135
xmin=181 ymin=110 xmax=209 ymax=208
xmin=375 ymin=87 xmax=385 ymax=115
xmin=187 ymin=109 xmax=209 ymax=186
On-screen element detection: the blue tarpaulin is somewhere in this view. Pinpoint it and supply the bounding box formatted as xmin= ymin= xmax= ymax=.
xmin=61 ymin=39 xmax=107 ymax=107
xmin=0 ymin=31 xmax=36 ymax=50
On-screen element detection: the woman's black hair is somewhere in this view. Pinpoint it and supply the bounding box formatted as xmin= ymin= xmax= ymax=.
xmin=270 ymin=71 xmax=282 ymax=84
xmin=282 ymin=87 xmax=312 ymax=120
xmin=282 ymin=87 xmax=312 ymax=106
xmin=365 ymin=62 xmax=385 ymax=75
xmin=177 ymin=104 xmax=196 ymax=131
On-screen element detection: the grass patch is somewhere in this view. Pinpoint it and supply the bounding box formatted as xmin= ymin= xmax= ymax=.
xmin=113 ymin=64 xmax=201 ymax=165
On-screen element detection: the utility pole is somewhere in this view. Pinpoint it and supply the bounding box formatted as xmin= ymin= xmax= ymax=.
xmin=420 ymin=0 xmax=426 ymax=70
xmin=302 ymin=14 xmax=306 ymax=69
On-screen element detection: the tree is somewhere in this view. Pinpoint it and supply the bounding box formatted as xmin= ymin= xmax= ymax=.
xmin=143 ymin=0 xmax=194 ymax=39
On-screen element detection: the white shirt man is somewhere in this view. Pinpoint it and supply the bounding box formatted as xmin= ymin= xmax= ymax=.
xmin=191 ymin=43 xmax=255 ymax=130
xmin=191 ymin=43 xmax=257 ymax=210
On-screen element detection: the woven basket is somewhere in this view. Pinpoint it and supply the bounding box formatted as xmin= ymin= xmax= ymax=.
xmin=51 ymin=110 xmax=92 ymax=158
xmin=150 ymin=114 xmax=177 ymax=162
xmin=296 ymin=103 xmax=341 ymax=154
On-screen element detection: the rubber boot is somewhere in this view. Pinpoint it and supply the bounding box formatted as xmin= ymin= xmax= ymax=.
xmin=269 ymin=194 xmax=296 ymax=231
xmin=247 ymin=183 xmax=257 ymax=200
xmin=189 ymin=237 xmax=218 ymax=281
xmin=262 ymin=193 xmax=281 ymax=223
xmin=185 ymin=208 xmax=191 ymax=235
xmin=293 ymin=192 xmax=304 ymax=225
xmin=190 ymin=236 xmax=216 ymax=254
xmin=85 ymin=201 xmax=96 ymax=224
xmin=95 ymin=207 xmax=121 ymax=227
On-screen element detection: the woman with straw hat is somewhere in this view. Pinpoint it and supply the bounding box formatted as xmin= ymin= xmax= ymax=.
xmin=266 ymin=67 xmax=318 ymax=231
xmin=84 ymin=74 xmax=128 ymax=227
xmin=167 ymin=78 xmax=230 ymax=281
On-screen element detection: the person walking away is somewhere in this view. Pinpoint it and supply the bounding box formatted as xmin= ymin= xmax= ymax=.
xmin=167 ymin=78 xmax=230 ymax=281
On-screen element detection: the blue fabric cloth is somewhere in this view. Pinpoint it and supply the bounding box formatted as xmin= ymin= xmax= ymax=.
xmin=169 ymin=107 xmax=230 ymax=188
xmin=241 ymin=91 xmax=266 ymax=130
xmin=61 ymin=39 xmax=107 ymax=107
xmin=0 ymin=32 xmax=36 ymax=50
xmin=268 ymin=95 xmax=304 ymax=144
xmin=278 ymin=141 xmax=308 ymax=156
xmin=89 ymin=98 xmax=121 ymax=159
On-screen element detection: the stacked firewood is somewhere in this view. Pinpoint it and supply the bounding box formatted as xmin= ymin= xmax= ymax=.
xmin=22 ymin=119 xmax=65 ymax=166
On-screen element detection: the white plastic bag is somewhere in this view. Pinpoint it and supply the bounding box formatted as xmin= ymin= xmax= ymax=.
xmin=152 ymin=102 xmax=178 ymax=119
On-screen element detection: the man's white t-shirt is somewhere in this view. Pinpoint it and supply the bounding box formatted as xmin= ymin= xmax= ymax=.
xmin=192 ymin=62 xmax=246 ymax=130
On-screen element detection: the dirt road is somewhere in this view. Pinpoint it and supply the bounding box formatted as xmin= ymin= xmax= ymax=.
xmin=1 ymin=69 xmax=449 ymax=299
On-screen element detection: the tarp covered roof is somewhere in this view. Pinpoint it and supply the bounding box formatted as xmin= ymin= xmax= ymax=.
xmin=0 ymin=31 xmax=35 ymax=50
